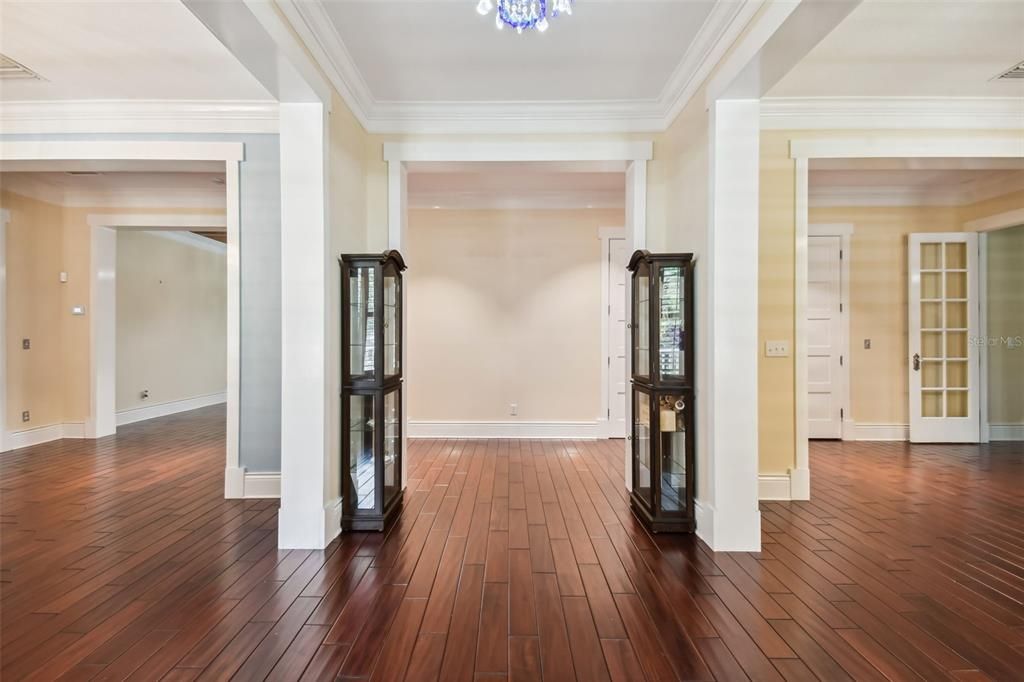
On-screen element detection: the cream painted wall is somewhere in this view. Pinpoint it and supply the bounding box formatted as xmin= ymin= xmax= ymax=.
xmin=407 ymin=208 xmax=622 ymax=423
xmin=1 ymin=187 xmax=226 ymax=430
xmin=2 ymin=190 xmax=65 ymax=431
xmin=986 ymin=224 xmax=1024 ymax=426
xmin=760 ymin=133 xmax=1023 ymax=478
xmin=115 ymin=231 xmax=226 ymax=412
xmin=809 ymin=204 xmax=962 ymax=426
xmin=961 ymin=188 xmax=1024 ymax=224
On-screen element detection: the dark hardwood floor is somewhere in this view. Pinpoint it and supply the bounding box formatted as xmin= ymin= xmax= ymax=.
xmin=2 ymin=406 xmax=1023 ymax=680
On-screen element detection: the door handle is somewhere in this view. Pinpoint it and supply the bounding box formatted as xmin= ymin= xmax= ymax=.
xmin=912 ymin=353 xmax=920 ymax=371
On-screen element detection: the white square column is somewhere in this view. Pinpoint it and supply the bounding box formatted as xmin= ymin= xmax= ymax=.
xmin=278 ymin=102 xmax=335 ymax=549
xmin=702 ymin=98 xmax=762 ymax=551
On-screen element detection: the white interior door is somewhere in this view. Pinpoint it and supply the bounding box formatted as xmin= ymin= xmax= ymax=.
xmin=909 ymin=233 xmax=980 ymax=443
xmin=608 ymin=237 xmax=628 ymax=437
xmin=807 ymin=235 xmax=843 ymax=439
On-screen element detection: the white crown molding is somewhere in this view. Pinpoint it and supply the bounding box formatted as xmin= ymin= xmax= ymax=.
xmin=0 ymin=100 xmax=279 ymax=135
xmin=408 ymin=189 xmax=624 ymax=210
xmin=278 ymin=0 xmax=759 ymax=134
xmin=762 ymin=97 xmax=1024 ymax=131
xmin=810 ymin=170 xmax=1024 ymax=208
xmin=150 ymin=230 xmax=228 ymax=254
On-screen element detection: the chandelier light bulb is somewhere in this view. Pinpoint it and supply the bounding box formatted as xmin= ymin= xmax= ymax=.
xmin=495 ymin=12 xmax=503 ymax=29
xmin=537 ymin=16 xmax=549 ymax=32
xmin=479 ymin=0 xmax=573 ymax=34
xmin=476 ymin=0 xmax=493 ymax=16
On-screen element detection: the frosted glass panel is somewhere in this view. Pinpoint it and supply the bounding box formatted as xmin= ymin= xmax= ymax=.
xmin=921 ymin=243 xmax=942 ymax=270
xmin=922 ymin=391 xmax=943 ymax=418
xmin=945 ymin=272 xmax=966 ymax=299
xmin=945 ymin=242 xmax=966 ymax=269
xmin=921 ymin=361 xmax=942 ymax=388
xmin=947 ymin=331 xmax=967 ymax=358
xmin=921 ymin=302 xmax=943 ymax=329
xmin=947 ymin=391 xmax=967 ymax=418
xmin=921 ymin=332 xmax=942 ymax=358
xmin=921 ymin=273 xmax=942 ymax=300
xmin=946 ymin=301 xmax=967 ymax=329
xmin=947 ymin=360 xmax=967 ymax=389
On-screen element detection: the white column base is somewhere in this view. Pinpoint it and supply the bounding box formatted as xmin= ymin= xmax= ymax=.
xmin=695 ymin=500 xmax=762 ymax=552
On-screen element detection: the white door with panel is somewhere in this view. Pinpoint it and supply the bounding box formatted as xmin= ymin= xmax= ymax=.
xmin=608 ymin=237 xmax=628 ymax=437
xmin=807 ymin=235 xmax=844 ymax=439
xmin=909 ymin=233 xmax=980 ymax=443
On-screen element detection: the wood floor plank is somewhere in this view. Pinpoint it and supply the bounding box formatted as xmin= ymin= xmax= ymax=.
xmin=4 ymin=409 xmax=1022 ymax=681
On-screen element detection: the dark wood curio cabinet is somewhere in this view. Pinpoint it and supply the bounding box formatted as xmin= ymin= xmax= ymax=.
xmin=340 ymin=251 xmax=406 ymax=531
xmin=627 ymin=250 xmax=695 ymax=533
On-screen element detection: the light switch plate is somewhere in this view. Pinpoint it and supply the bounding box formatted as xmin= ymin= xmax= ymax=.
xmin=71 ymin=305 xmax=86 ymax=316
xmin=765 ymin=340 xmax=790 ymax=358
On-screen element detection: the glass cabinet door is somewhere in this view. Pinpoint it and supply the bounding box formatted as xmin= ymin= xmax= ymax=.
xmin=658 ymin=265 xmax=685 ymax=381
xmin=348 ymin=394 xmax=376 ymax=511
xmin=382 ymin=262 xmax=400 ymax=379
xmin=348 ymin=265 xmax=376 ymax=380
xmin=382 ymin=387 xmax=400 ymax=508
xmin=633 ymin=262 xmax=650 ymax=379
xmin=633 ymin=389 xmax=652 ymax=509
xmin=658 ymin=393 xmax=687 ymax=513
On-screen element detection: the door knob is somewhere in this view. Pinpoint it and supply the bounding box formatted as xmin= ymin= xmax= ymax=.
xmin=913 ymin=353 xmax=920 ymax=371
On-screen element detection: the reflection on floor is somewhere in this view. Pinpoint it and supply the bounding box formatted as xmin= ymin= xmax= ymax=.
xmin=1 ymin=409 xmax=1022 ymax=680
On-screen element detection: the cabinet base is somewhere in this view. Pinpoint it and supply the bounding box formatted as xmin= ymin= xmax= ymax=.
xmin=629 ymin=495 xmax=695 ymax=534
xmin=341 ymin=498 xmax=402 ymax=532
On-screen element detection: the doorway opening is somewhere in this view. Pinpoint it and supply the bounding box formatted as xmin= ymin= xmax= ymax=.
xmin=802 ymin=153 xmax=1024 ymax=445
xmin=401 ymin=161 xmax=630 ymax=441
xmin=0 ymin=155 xmax=237 ymax=473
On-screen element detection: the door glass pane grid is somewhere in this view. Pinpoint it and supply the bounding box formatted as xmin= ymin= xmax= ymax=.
xmin=918 ymin=240 xmax=970 ymax=419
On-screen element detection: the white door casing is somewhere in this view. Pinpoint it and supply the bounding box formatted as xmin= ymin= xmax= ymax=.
xmin=908 ymin=232 xmax=980 ymax=443
xmin=807 ymin=235 xmax=843 ymax=439
xmin=602 ymin=232 xmax=628 ymax=438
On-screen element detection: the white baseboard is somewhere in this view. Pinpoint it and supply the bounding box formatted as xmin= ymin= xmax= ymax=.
xmin=116 ymin=391 xmax=226 ymax=427
xmin=4 ymin=421 xmax=92 ymax=451
xmin=407 ymin=419 xmax=604 ymax=439
xmin=324 ymin=498 xmax=343 ymax=545
xmin=852 ymin=423 xmax=910 ymax=441
xmin=694 ymin=498 xmax=713 ymax=547
xmin=224 ymin=466 xmax=280 ymax=499
xmin=990 ymin=423 xmax=1024 ymax=441
xmin=758 ymin=474 xmax=793 ymax=500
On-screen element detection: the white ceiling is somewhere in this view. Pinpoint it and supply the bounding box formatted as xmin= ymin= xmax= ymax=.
xmin=321 ymin=0 xmax=717 ymax=102
xmin=0 ymin=1 xmax=271 ymax=101
xmin=809 ymin=158 xmax=1024 ymax=207
xmin=1 ymin=171 xmax=227 ymax=209
xmin=770 ymin=0 xmax=1024 ymax=98
xmin=407 ymin=162 xmax=624 ymax=209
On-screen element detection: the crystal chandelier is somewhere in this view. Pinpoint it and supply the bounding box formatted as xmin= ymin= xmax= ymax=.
xmin=476 ymin=0 xmax=574 ymax=34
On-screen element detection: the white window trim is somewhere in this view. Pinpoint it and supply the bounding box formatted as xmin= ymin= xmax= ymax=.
xmin=599 ymin=227 xmax=626 ymax=440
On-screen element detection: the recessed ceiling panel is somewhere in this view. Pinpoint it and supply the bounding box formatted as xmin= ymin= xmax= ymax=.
xmin=322 ymin=0 xmax=717 ymax=102
xmin=771 ymin=0 xmax=1024 ymax=97
xmin=0 ymin=0 xmax=272 ymax=100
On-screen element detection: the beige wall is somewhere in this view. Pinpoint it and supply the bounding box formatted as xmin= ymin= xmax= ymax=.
xmin=407 ymin=208 xmax=622 ymax=422
xmin=986 ymin=223 xmax=1024 ymax=426
xmin=809 ymin=204 xmax=962 ymax=426
xmin=758 ymin=130 xmax=1023 ymax=476
xmin=115 ymin=231 xmax=226 ymax=412
xmin=3 ymin=190 xmax=65 ymax=430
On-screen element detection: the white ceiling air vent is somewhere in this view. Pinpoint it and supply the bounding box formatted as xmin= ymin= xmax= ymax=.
xmin=995 ymin=60 xmax=1024 ymax=80
xmin=0 ymin=54 xmax=43 ymax=80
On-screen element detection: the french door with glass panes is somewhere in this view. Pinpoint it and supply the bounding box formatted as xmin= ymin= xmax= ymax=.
xmin=908 ymin=233 xmax=980 ymax=443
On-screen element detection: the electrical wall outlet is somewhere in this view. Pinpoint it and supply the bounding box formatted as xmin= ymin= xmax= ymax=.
xmin=141 ymin=389 xmax=150 ymax=400
xmin=22 ymin=338 xmax=30 ymax=350
xmin=864 ymin=339 xmax=872 ymax=350
xmin=510 ymin=403 xmax=518 ymax=416
xmin=765 ymin=340 xmax=790 ymax=358
xmin=21 ymin=410 xmax=30 ymax=423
